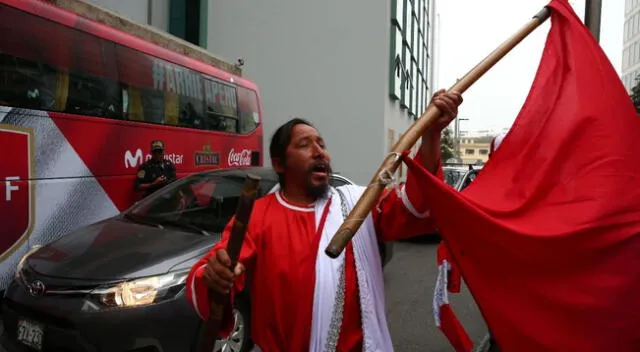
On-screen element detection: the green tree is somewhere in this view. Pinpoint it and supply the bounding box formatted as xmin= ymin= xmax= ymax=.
xmin=630 ymin=73 xmax=640 ymax=114
xmin=440 ymin=127 xmax=456 ymax=161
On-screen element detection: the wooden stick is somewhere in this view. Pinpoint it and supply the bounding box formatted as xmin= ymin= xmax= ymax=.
xmin=324 ymin=6 xmax=551 ymax=259
xmin=198 ymin=173 xmax=261 ymax=352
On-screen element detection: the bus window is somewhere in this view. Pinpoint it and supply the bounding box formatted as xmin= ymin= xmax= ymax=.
xmin=0 ymin=54 xmax=60 ymax=111
xmin=237 ymin=86 xmax=260 ymax=134
xmin=178 ymin=96 xmax=206 ymax=129
xmin=65 ymin=71 xmax=121 ymax=119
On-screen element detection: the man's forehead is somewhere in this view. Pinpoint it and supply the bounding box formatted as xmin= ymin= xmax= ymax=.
xmin=292 ymin=124 xmax=322 ymax=139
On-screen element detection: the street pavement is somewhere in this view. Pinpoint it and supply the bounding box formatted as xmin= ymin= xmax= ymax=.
xmin=384 ymin=237 xmax=490 ymax=352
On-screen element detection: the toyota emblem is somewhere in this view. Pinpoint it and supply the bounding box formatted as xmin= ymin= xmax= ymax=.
xmin=27 ymin=280 xmax=46 ymax=297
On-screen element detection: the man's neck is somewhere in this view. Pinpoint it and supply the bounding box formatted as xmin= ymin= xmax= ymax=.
xmin=281 ymin=186 xmax=316 ymax=206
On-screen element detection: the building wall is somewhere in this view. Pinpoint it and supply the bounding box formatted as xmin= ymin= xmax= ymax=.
xmin=621 ymin=0 xmax=640 ymax=90
xmin=205 ymin=0 xmax=391 ymax=184
xmin=86 ymin=0 xmax=147 ymax=24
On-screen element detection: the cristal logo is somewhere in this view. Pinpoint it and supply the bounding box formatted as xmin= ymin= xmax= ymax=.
xmin=228 ymin=148 xmax=252 ymax=166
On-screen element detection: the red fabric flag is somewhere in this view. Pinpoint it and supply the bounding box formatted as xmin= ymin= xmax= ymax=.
xmin=433 ymin=242 xmax=472 ymax=352
xmin=403 ymin=0 xmax=640 ymax=351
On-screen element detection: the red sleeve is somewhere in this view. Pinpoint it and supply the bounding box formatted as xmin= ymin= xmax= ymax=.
xmin=373 ymin=149 xmax=443 ymax=242
xmin=185 ymin=215 xmax=257 ymax=338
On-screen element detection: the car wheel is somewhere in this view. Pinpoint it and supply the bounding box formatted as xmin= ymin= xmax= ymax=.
xmin=199 ymin=295 xmax=253 ymax=352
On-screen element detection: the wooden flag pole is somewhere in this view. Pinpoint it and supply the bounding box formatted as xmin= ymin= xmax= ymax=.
xmin=324 ymin=6 xmax=552 ymax=259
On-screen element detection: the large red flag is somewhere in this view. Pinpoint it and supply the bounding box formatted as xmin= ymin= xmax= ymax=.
xmin=402 ymin=0 xmax=640 ymax=351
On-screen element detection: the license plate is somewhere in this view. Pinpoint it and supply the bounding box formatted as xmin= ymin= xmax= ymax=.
xmin=17 ymin=319 xmax=43 ymax=350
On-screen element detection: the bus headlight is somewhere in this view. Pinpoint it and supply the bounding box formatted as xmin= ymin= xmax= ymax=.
xmin=85 ymin=271 xmax=188 ymax=310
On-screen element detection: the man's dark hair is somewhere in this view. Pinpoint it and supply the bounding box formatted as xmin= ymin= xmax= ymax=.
xmin=269 ymin=117 xmax=314 ymax=186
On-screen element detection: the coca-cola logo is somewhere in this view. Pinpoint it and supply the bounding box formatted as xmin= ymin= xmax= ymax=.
xmin=228 ymin=149 xmax=252 ymax=166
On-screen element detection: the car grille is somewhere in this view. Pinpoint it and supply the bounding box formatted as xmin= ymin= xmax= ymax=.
xmin=18 ymin=265 xmax=114 ymax=297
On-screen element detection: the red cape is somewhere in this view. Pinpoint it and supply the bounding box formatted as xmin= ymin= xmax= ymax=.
xmin=404 ymin=1 xmax=640 ymax=350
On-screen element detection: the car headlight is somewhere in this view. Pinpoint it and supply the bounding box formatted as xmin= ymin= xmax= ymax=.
xmin=85 ymin=271 xmax=188 ymax=311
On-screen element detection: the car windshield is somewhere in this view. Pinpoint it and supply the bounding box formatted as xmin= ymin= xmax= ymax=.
xmin=126 ymin=173 xmax=278 ymax=235
xmin=443 ymin=169 xmax=466 ymax=188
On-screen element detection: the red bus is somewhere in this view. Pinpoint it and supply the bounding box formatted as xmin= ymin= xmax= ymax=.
xmin=0 ymin=0 xmax=263 ymax=291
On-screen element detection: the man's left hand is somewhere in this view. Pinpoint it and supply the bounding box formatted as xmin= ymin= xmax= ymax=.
xmin=426 ymin=89 xmax=463 ymax=135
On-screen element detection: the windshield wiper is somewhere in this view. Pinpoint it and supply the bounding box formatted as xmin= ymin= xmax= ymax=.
xmin=154 ymin=219 xmax=213 ymax=236
xmin=123 ymin=213 xmax=164 ymax=229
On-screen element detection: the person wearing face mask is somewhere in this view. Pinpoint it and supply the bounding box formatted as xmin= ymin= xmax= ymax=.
xmin=133 ymin=140 xmax=177 ymax=198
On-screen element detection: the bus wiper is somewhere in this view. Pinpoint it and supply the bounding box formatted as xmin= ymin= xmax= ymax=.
xmin=123 ymin=213 xmax=164 ymax=229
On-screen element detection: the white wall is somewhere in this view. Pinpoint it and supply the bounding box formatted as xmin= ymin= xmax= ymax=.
xmin=206 ymin=0 xmax=389 ymax=184
xmin=87 ymin=0 xmax=148 ymax=24
xmin=88 ymin=0 xmax=169 ymax=31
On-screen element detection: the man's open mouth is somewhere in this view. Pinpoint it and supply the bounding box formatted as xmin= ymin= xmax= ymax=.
xmin=311 ymin=163 xmax=329 ymax=176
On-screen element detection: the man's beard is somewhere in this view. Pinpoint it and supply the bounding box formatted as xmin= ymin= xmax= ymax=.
xmin=306 ymin=161 xmax=332 ymax=200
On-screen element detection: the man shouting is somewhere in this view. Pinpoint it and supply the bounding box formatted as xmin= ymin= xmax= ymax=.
xmin=186 ymin=89 xmax=463 ymax=351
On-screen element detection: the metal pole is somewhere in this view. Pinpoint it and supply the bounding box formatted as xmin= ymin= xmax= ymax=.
xmin=584 ymin=0 xmax=602 ymax=42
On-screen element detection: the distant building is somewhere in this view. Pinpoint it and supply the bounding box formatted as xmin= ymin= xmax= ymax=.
xmin=622 ymin=0 xmax=640 ymax=91
xmin=459 ymin=136 xmax=492 ymax=164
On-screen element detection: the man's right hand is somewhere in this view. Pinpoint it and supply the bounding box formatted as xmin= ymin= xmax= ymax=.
xmin=202 ymin=249 xmax=245 ymax=294
xmin=153 ymin=175 xmax=167 ymax=185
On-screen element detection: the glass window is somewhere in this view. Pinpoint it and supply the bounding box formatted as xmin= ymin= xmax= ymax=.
xmin=395 ymin=0 xmax=405 ymax=28
xmin=402 ymin=43 xmax=411 ymax=107
xmin=405 ymin=0 xmax=413 ymax=37
xmin=415 ymin=70 xmax=422 ymax=115
xmin=0 ymin=54 xmax=61 ymax=111
xmin=625 ymin=21 xmax=628 ymax=42
xmin=443 ymin=169 xmax=465 ymax=188
xmin=409 ymin=59 xmax=415 ymax=115
xmin=237 ymin=86 xmax=260 ymax=134
xmin=624 ymin=48 xmax=630 ymax=70
xmin=407 ymin=11 xmax=414 ymax=48
xmin=416 ymin=34 xmax=422 ymax=72
xmin=128 ymin=172 xmax=278 ymax=235
xmin=411 ymin=60 xmax=418 ymax=115
xmin=413 ymin=15 xmax=420 ymax=52
xmin=391 ymin=25 xmax=404 ymax=98
xmin=65 ymin=71 xmax=122 ymax=119
xmin=423 ymin=1 xmax=428 ymax=33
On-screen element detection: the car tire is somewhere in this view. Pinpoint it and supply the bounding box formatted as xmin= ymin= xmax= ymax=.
xmin=196 ymin=293 xmax=253 ymax=352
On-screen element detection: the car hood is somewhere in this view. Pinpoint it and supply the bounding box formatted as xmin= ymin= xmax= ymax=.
xmin=25 ymin=217 xmax=217 ymax=280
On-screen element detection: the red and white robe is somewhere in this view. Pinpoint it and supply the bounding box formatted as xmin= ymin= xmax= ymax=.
xmin=186 ymin=153 xmax=442 ymax=351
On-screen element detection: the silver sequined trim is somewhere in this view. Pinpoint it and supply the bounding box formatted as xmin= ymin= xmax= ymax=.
xmin=323 ymin=188 xmax=349 ymax=352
